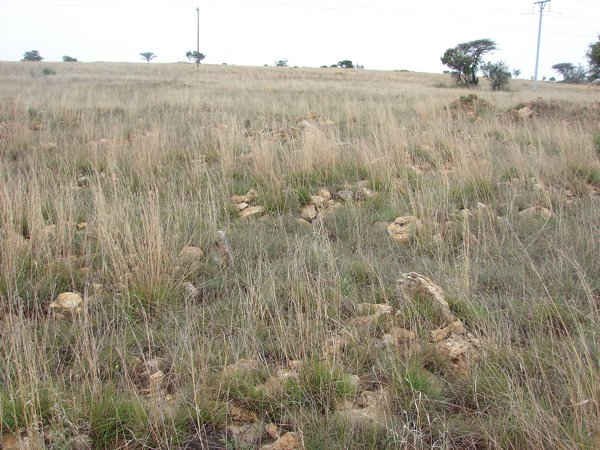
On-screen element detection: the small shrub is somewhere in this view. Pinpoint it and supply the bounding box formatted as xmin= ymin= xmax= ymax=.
xmin=481 ymin=61 xmax=512 ymax=91
xmin=42 ymin=68 xmax=56 ymax=76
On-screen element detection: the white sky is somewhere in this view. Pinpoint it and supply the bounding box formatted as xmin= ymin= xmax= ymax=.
xmin=0 ymin=0 xmax=598 ymax=78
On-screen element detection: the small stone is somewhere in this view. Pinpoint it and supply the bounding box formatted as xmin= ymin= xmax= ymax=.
xmin=236 ymin=202 xmax=249 ymax=211
xmin=387 ymin=216 xmax=421 ymax=244
xmin=397 ymin=272 xmax=455 ymax=325
xmin=309 ymin=195 xmax=327 ymax=209
xmin=49 ymin=292 xmax=83 ymax=315
xmin=260 ymin=432 xmax=303 ymax=450
xmin=239 ymin=205 xmax=265 ymax=219
xmin=179 ymin=245 xmax=205 ymax=261
xmin=517 ymin=106 xmax=534 ymax=119
xmin=231 ymin=189 xmax=258 ymax=204
xmin=300 ymin=204 xmax=318 ymax=222
xmin=265 ymin=423 xmax=280 ymax=440
xmin=77 ymin=176 xmax=90 ymax=187
xmin=317 ymin=189 xmax=332 ymax=200
xmin=76 ymin=222 xmax=87 ymax=231
xmin=229 ymin=404 xmax=258 ymax=424
xmin=336 ymin=190 xmax=354 ymax=202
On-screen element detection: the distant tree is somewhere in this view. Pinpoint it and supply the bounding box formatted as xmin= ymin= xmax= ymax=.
xmin=481 ymin=61 xmax=511 ymax=90
xmin=62 ymin=55 xmax=77 ymax=62
xmin=552 ymin=63 xmax=586 ymax=83
xmin=512 ymin=69 xmax=521 ymax=78
xmin=337 ymin=60 xmax=354 ymax=69
xmin=441 ymin=39 xmax=496 ymax=85
xmin=186 ymin=51 xmax=205 ymax=64
xmin=588 ymin=35 xmax=600 ymax=81
xmin=275 ymin=59 xmax=288 ymax=67
xmin=140 ymin=52 xmax=157 ymax=63
xmin=22 ymin=50 xmax=43 ymax=62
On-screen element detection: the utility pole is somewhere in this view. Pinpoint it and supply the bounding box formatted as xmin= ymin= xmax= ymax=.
xmin=533 ymin=0 xmax=550 ymax=90
xmin=196 ymin=7 xmax=200 ymax=69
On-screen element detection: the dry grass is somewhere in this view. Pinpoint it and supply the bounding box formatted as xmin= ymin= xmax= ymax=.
xmin=1 ymin=61 xmax=599 ymax=449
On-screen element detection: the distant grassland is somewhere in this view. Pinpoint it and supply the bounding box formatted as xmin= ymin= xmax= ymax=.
xmin=0 ymin=62 xmax=599 ymax=449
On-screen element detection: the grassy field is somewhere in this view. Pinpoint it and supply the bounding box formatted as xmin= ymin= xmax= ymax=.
xmin=1 ymin=61 xmax=599 ymax=449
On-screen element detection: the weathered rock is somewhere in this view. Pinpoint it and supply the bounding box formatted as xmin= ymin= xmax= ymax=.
xmin=260 ymin=432 xmax=303 ymax=450
xmin=517 ymin=106 xmax=534 ymax=119
xmin=179 ymin=245 xmax=205 ymax=261
xmin=336 ymin=390 xmax=389 ymax=428
xmin=434 ymin=332 xmax=480 ymax=376
xmin=265 ymin=423 xmax=280 ymax=440
xmin=229 ymin=404 xmax=258 ymax=424
xmin=77 ymin=175 xmax=90 ymax=187
xmin=430 ymin=320 xmax=465 ymax=342
xmin=317 ymin=189 xmax=332 ymax=201
xmin=76 ymin=222 xmax=87 ymax=231
xmin=379 ymin=327 xmax=417 ymax=351
xmin=49 ymin=292 xmax=83 ymax=315
xmin=519 ymin=206 xmax=553 ymax=220
xmin=228 ymin=423 xmax=264 ymax=448
xmin=387 ymin=216 xmax=421 ymax=244
xmin=236 ymin=202 xmax=249 ymax=211
xmin=309 ymin=195 xmax=327 ymax=209
xmin=239 ymin=205 xmax=265 ymax=219
xmin=133 ymin=358 xmax=168 ymax=395
xmin=336 ymin=190 xmax=354 ymax=202
xmin=231 ymin=189 xmax=258 ymax=204
xmin=397 ymin=273 xmax=455 ymax=325
xmin=300 ymin=204 xmax=318 ymax=222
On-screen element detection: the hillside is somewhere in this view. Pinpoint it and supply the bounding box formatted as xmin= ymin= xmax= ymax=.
xmin=1 ymin=62 xmax=599 ymax=449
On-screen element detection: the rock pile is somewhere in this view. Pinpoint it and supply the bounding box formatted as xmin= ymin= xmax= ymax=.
xmin=231 ymin=189 xmax=266 ymax=219
xmin=387 ymin=216 xmax=422 ymax=244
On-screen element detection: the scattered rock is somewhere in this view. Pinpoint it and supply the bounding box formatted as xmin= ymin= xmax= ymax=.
xmin=355 ymin=303 xmax=393 ymax=317
xmin=236 ymin=202 xmax=249 ymax=211
xmin=76 ymin=222 xmax=87 ymax=231
xmin=239 ymin=205 xmax=265 ymax=219
xmin=265 ymin=423 xmax=280 ymax=440
xmin=336 ymin=190 xmax=354 ymax=202
xmin=379 ymin=326 xmax=418 ymax=352
xmin=397 ymin=273 xmax=454 ymax=325
xmin=231 ymin=189 xmax=258 ymax=204
xmin=49 ymin=292 xmax=83 ymax=316
xmin=516 ymin=106 xmax=534 ymax=119
xmin=228 ymin=422 xmax=264 ymax=448
xmin=260 ymin=432 xmax=303 ymax=450
xmin=77 ymin=175 xmax=90 ymax=187
xmin=309 ymin=195 xmax=327 ymax=209
xmin=229 ymin=404 xmax=258 ymax=424
xmin=317 ymin=189 xmax=332 ymax=201
xmin=397 ymin=273 xmax=480 ymax=375
xmin=519 ymin=206 xmax=553 ymax=220
xmin=387 ymin=216 xmax=421 ymax=244
xmin=300 ymin=204 xmax=318 ymax=222
xmin=336 ymin=389 xmax=389 ymax=428
xmin=133 ymin=358 xmax=168 ymax=395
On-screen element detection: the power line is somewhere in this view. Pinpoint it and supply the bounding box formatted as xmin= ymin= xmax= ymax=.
xmin=533 ymin=0 xmax=551 ymax=90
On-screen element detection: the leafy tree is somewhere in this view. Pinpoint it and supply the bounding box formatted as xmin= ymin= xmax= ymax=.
xmin=441 ymin=39 xmax=496 ymax=85
xmin=22 ymin=50 xmax=43 ymax=62
xmin=276 ymin=59 xmax=288 ymax=67
xmin=481 ymin=61 xmax=511 ymax=90
xmin=140 ymin=52 xmax=156 ymax=63
xmin=512 ymin=69 xmax=521 ymax=78
xmin=588 ymin=35 xmax=600 ymax=81
xmin=62 ymin=55 xmax=77 ymax=62
xmin=552 ymin=63 xmax=586 ymax=83
xmin=186 ymin=51 xmax=205 ymax=64
xmin=337 ymin=60 xmax=354 ymax=69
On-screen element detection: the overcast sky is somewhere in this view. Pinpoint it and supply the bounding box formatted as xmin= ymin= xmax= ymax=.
xmin=0 ymin=0 xmax=598 ymax=78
